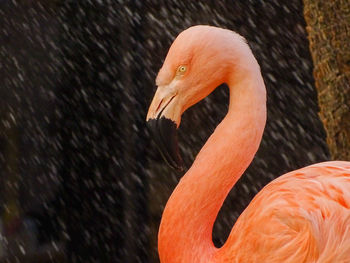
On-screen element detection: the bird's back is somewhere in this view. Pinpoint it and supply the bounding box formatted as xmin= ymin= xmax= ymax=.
xmin=216 ymin=161 xmax=350 ymax=263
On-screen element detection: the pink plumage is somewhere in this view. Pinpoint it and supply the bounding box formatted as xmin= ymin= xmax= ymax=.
xmin=146 ymin=25 xmax=350 ymax=262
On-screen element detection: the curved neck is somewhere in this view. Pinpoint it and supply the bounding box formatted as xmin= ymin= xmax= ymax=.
xmin=158 ymin=65 xmax=266 ymax=262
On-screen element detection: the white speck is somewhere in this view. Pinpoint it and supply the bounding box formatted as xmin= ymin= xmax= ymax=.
xmin=18 ymin=73 xmax=24 ymax=82
xmin=52 ymin=241 xmax=59 ymax=252
xmin=267 ymin=73 xmax=276 ymax=83
xmin=19 ymin=245 xmax=26 ymax=255
xmin=9 ymin=113 xmax=16 ymax=123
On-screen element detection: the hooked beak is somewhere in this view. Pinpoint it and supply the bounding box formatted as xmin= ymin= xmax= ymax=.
xmin=146 ymin=88 xmax=184 ymax=171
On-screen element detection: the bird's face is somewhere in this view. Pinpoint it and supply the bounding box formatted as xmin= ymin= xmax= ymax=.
xmin=146 ymin=26 xmax=233 ymax=170
xmin=147 ymin=28 xmax=231 ymax=125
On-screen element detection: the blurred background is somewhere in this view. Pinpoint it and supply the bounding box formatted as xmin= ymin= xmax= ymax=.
xmin=0 ymin=0 xmax=335 ymax=262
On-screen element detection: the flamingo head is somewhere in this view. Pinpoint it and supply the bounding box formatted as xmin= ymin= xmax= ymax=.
xmin=146 ymin=25 xmax=248 ymax=171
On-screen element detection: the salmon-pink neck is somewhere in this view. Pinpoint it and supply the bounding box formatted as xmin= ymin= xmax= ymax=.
xmin=157 ymin=28 xmax=267 ymax=262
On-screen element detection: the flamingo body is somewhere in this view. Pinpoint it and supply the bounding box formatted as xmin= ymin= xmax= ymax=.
xmin=146 ymin=25 xmax=350 ymax=262
xmin=219 ymin=161 xmax=350 ymax=262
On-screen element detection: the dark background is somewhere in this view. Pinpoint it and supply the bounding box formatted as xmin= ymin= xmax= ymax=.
xmin=0 ymin=1 xmax=329 ymax=262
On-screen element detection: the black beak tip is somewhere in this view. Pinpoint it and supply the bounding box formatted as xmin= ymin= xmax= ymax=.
xmin=147 ymin=117 xmax=184 ymax=172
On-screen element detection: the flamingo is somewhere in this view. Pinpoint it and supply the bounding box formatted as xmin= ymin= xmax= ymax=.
xmin=146 ymin=25 xmax=350 ymax=262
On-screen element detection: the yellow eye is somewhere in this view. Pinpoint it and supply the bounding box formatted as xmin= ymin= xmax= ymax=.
xmin=177 ymin=65 xmax=187 ymax=75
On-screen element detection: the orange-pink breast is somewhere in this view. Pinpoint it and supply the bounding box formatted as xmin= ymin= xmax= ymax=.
xmin=216 ymin=161 xmax=350 ymax=262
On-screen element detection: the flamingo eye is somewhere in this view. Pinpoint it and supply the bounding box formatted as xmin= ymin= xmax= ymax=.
xmin=176 ymin=65 xmax=187 ymax=76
